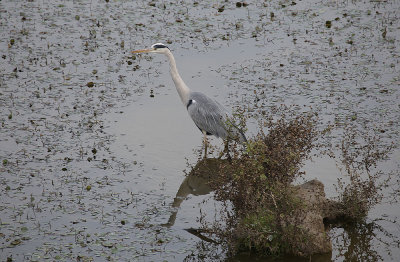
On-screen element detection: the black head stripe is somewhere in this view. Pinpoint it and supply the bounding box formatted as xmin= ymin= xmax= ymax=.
xmin=153 ymin=44 xmax=169 ymax=50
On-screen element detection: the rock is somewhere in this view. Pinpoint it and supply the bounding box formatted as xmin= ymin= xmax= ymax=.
xmin=289 ymin=179 xmax=351 ymax=256
xmin=290 ymin=179 xmax=332 ymax=255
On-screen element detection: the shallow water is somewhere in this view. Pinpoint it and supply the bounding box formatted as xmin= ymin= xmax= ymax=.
xmin=1 ymin=0 xmax=399 ymax=261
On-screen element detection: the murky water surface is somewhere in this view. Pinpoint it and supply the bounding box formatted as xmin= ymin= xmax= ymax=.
xmin=1 ymin=0 xmax=399 ymax=261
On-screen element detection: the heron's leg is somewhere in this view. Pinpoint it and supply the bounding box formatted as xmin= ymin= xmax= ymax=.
xmin=202 ymin=131 xmax=208 ymax=158
xmin=218 ymin=140 xmax=230 ymax=159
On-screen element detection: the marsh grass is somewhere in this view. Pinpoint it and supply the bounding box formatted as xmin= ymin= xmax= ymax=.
xmin=333 ymin=128 xmax=394 ymax=222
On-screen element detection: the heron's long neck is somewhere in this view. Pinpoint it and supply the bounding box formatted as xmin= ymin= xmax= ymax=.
xmin=165 ymin=51 xmax=190 ymax=106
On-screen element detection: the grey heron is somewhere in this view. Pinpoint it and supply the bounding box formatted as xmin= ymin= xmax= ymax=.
xmin=132 ymin=43 xmax=246 ymax=156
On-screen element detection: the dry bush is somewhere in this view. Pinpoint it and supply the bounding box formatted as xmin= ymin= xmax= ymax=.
xmin=206 ymin=108 xmax=321 ymax=256
xmin=334 ymin=128 xmax=394 ymax=221
xmin=193 ymin=107 xmax=396 ymax=258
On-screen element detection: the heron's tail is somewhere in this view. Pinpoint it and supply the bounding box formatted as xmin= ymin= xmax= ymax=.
xmin=238 ymin=128 xmax=247 ymax=144
xmin=227 ymin=120 xmax=247 ymax=144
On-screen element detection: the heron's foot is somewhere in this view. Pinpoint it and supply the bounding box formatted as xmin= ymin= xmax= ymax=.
xmin=217 ymin=151 xmax=231 ymax=159
xmin=218 ymin=140 xmax=231 ymax=159
xmin=218 ymin=147 xmax=232 ymax=160
xmin=217 ymin=151 xmax=224 ymax=159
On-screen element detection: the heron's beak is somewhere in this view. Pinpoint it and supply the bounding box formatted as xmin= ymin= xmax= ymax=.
xmin=132 ymin=48 xmax=154 ymax=54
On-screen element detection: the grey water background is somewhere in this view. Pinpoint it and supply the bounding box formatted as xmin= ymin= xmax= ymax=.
xmin=1 ymin=0 xmax=399 ymax=261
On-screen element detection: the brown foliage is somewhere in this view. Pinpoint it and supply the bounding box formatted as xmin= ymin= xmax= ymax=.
xmin=193 ymin=107 xmax=396 ymax=259
xmin=205 ymin=108 xmax=321 ymax=256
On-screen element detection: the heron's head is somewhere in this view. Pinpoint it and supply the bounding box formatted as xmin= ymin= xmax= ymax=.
xmin=132 ymin=43 xmax=170 ymax=55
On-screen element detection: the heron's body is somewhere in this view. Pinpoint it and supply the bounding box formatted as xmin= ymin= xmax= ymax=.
xmin=132 ymin=43 xmax=246 ymax=154
xmin=187 ymin=91 xmax=230 ymax=139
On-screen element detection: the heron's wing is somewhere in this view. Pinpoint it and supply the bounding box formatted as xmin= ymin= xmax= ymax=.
xmin=187 ymin=92 xmax=229 ymax=139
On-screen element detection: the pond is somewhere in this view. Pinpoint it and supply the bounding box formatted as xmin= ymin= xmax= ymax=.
xmin=0 ymin=0 xmax=399 ymax=261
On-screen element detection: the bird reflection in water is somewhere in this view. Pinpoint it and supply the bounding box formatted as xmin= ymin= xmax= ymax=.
xmin=164 ymin=158 xmax=226 ymax=228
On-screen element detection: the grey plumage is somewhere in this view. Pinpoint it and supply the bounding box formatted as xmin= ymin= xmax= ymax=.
xmin=187 ymin=92 xmax=247 ymax=143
